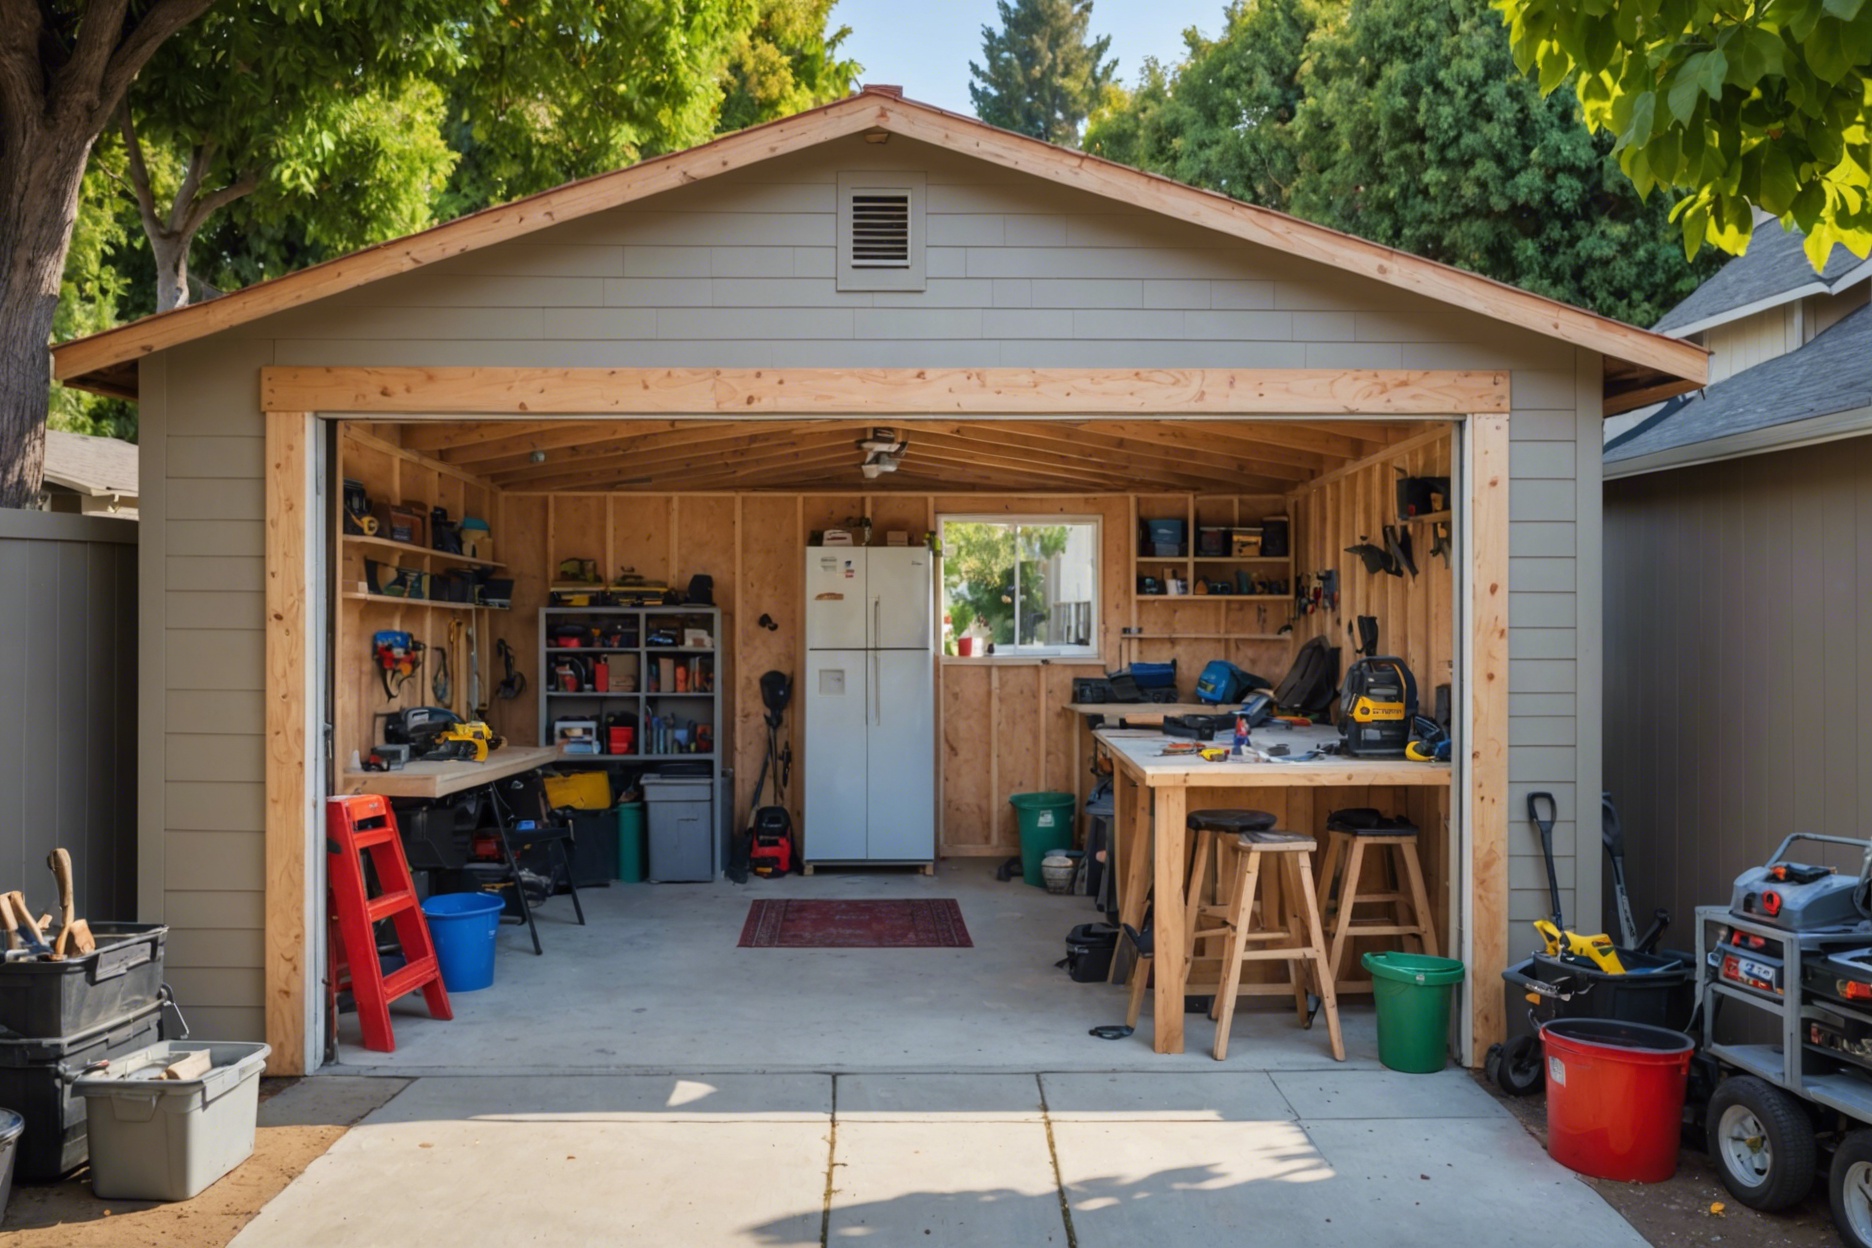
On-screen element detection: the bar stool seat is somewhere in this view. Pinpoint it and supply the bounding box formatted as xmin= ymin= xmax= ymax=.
xmin=1182 ymin=810 xmax=1277 ymax=964
xmin=1317 ymin=807 xmax=1438 ymax=995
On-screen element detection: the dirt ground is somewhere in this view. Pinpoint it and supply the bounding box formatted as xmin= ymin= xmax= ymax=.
xmin=1481 ymin=1070 xmax=1841 ymax=1247
xmin=1 ymin=1076 xmax=407 ymax=1248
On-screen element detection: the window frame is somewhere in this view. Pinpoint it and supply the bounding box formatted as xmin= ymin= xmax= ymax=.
xmin=937 ymin=514 xmax=1102 ymax=659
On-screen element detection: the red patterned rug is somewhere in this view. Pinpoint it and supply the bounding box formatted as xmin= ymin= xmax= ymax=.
xmin=737 ymin=899 xmax=973 ymax=948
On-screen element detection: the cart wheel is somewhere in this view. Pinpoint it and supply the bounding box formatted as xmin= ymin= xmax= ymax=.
xmin=1707 ymin=1076 xmax=1817 ymax=1211
xmin=1488 ymin=1034 xmax=1544 ymax=1097
xmin=1830 ymin=1130 xmax=1872 ymax=1248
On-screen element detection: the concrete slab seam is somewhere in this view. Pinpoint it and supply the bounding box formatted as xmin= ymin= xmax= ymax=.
xmin=1035 ymin=1072 xmax=1080 ymax=1248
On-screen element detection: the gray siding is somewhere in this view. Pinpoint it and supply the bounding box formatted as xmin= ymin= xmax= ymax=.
xmin=139 ymin=131 xmax=1602 ymax=1039
xmin=0 ymin=508 xmax=138 ymax=925
xmin=1605 ymin=436 xmax=1872 ymax=932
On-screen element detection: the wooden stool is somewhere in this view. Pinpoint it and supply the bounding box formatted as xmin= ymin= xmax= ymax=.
xmin=1127 ymin=828 xmax=1344 ymax=1063
xmin=1316 ymin=808 xmax=1438 ymax=994
xmin=1182 ymin=809 xmax=1277 ymax=965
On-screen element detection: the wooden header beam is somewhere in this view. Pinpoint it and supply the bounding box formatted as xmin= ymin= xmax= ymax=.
xmin=260 ymin=366 xmax=1510 ymax=417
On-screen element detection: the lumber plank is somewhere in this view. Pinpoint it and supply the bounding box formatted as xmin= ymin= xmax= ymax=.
xmin=259 ymin=366 xmax=1514 ymax=416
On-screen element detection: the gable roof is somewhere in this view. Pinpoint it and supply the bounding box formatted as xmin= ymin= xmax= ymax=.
xmin=52 ymin=86 xmax=1706 ymax=402
xmin=1651 ymin=223 xmax=1872 ymax=338
xmin=1606 ymin=301 xmax=1872 ymax=472
xmin=42 ymin=429 xmax=138 ymax=499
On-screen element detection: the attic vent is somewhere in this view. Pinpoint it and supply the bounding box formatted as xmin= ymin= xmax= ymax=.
xmin=849 ymin=193 xmax=911 ymax=268
xmin=837 ymin=171 xmax=926 ymax=292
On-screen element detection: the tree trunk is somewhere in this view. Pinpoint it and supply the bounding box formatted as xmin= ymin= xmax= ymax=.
xmin=0 ymin=127 xmax=95 ymax=508
xmin=150 ymin=227 xmax=189 ymax=314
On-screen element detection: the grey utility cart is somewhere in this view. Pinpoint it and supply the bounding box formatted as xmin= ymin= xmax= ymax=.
xmin=1696 ymin=832 xmax=1872 ymax=1248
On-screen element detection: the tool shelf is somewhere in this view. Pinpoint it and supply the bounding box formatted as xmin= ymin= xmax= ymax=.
xmin=342 ymin=592 xmax=506 ymax=612
xmin=539 ymin=605 xmax=722 ymax=777
xmin=343 ymin=533 xmax=505 ymax=570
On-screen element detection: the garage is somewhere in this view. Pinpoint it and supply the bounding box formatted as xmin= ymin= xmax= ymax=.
xmin=48 ymin=87 xmax=1706 ymax=1076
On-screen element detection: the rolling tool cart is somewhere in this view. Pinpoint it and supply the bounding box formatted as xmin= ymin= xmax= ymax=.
xmin=1693 ymin=833 xmax=1872 ymax=1246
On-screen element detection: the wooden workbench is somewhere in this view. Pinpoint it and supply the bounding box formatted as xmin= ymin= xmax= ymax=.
xmin=1063 ymin=701 xmax=1236 ymax=820
xmin=337 ymin=745 xmax=564 ymax=799
xmin=1095 ymin=724 xmax=1450 ymax=1054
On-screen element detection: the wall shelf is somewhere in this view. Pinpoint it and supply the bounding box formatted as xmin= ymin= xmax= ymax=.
xmin=344 ymin=532 xmax=505 ymax=569
xmin=1403 ymin=510 xmax=1451 ymax=524
xmin=341 ymin=591 xmax=503 ymax=612
xmin=540 ymin=605 xmax=722 ymax=772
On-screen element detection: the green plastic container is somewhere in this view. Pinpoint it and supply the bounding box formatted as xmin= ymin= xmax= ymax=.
xmin=1008 ymin=792 xmax=1076 ymax=887
xmin=1363 ymin=951 xmax=1465 ymax=1073
xmin=616 ymin=802 xmax=647 ymax=883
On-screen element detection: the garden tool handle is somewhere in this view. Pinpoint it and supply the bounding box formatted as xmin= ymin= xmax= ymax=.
xmin=49 ymin=848 xmax=74 ymax=959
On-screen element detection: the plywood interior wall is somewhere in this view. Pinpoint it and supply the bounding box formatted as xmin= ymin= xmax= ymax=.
xmin=335 ymin=427 xmax=503 ymax=767
xmin=1290 ymin=426 xmax=1456 ymax=712
xmin=336 ymin=420 xmax=1451 ymax=867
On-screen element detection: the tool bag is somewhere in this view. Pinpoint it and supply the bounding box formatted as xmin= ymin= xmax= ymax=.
xmin=1195 ymin=659 xmax=1266 ymax=704
xmin=1272 ymin=637 xmax=1339 ymax=715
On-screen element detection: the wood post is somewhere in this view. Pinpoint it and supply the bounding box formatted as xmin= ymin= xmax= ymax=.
xmin=264 ymin=412 xmax=314 ymax=1076
xmin=1466 ymin=413 xmax=1511 ymax=1065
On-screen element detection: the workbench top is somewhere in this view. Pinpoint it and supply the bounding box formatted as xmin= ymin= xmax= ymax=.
xmin=338 ymin=744 xmax=565 ymax=800
xmin=1094 ymin=724 xmax=1449 ymax=787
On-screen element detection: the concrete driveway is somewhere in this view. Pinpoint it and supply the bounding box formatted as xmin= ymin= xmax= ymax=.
xmin=228 ymin=1068 xmax=1645 ymax=1246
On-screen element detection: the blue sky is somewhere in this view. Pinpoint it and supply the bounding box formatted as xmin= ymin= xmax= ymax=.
xmin=832 ymin=0 xmax=1228 ymax=116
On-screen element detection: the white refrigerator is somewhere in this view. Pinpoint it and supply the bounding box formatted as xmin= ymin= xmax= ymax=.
xmin=803 ymin=547 xmax=936 ymax=864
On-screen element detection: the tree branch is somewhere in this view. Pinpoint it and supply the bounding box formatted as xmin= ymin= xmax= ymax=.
xmin=90 ymin=0 xmax=218 ymax=126
xmin=59 ymin=0 xmax=133 ymax=113
xmin=167 ymin=139 xmax=215 ymax=233
xmin=179 ymin=170 xmax=257 ymax=238
xmin=117 ymin=105 xmax=162 ymax=238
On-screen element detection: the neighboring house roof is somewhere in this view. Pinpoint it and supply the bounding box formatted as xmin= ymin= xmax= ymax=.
xmin=1651 ymin=223 xmax=1872 ymax=338
xmin=1606 ymin=301 xmax=1872 ymax=474
xmin=42 ymin=429 xmax=138 ymax=499
xmin=51 ymin=87 xmax=1705 ymax=402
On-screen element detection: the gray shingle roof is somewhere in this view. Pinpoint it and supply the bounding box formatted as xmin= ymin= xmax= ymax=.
xmin=1651 ymin=224 xmax=1869 ymax=335
xmin=1606 ymin=301 xmax=1872 ymax=463
xmin=42 ymin=429 xmax=138 ymax=498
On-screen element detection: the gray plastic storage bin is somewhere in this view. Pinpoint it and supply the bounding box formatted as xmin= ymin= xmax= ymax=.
xmin=0 ymin=1108 xmax=20 ymax=1221
xmin=74 ymin=1040 xmax=270 ymax=1201
xmin=643 ymin=775 xmax=714 ymax=881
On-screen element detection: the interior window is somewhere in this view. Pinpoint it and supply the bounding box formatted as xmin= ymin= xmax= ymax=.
xmin=939 ymin=517 xmax=1099 ymax=657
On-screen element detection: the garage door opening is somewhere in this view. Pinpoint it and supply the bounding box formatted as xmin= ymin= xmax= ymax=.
xmin=319 ymin=414 xmax=1462 ymax=1072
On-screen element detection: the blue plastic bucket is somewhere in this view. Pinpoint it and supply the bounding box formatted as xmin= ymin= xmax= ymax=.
xmin=422 ymin=893 xmax=505 ymax=992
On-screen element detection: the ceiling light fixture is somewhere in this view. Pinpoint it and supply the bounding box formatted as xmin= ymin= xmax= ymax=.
xmin=857 ymin=427 xmax=907 ymax=478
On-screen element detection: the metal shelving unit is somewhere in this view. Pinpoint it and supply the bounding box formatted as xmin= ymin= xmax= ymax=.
xmin=537 ymin=605 xmax=722 ymax=770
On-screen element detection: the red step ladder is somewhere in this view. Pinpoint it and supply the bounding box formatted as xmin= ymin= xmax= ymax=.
xmin=327 ymin=795 xmax=452 ymax=1052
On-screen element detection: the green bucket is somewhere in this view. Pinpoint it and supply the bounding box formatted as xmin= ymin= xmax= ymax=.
xmin=616 ymin=802 xmax=647 ymax=883
xmin=1363 ymin=951 xmax=1465 ymax=1073
xmin=1008 ymin=792 xmax=1076 ymax=887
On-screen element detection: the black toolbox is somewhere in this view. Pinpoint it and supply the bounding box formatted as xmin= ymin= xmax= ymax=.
xmin=1062 ymin=923 xmax=1120 ymax=983
xmin=0 ymin=923 xmax=167 ymax=1039
xmin=0 ymin=995 xmax=166 ymax=1180
xmin=1504 ymin=947 xmax=1695 ymax=1031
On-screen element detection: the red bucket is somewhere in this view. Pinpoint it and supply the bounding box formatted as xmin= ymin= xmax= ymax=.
xmin=1542 ymin=1018 xmax=1694 ymax=1183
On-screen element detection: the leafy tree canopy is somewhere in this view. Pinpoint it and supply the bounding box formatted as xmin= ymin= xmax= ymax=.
xmin=51 ymin=0 xmax=861 ymax=442
xmin=1085 ymin=0 xmax=1718 ymax=327
xmin=1495 ymin=0 xmax=1872 ymax=269
xmin=970 ymin=0 xmax=1118 ymax=145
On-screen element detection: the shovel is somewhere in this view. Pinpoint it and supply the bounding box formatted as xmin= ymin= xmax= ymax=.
xmin=48 ymin=848 xmax=96 ymax=960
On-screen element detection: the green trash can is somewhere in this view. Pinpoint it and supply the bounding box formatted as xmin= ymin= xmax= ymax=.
xmin=616 ymin=802 xmax=647 ymax=883
xmin=1008 ymin=792 xmax=1076 ymax=887
xmin=1363 ymin=951 xmax=1465 ymax=1072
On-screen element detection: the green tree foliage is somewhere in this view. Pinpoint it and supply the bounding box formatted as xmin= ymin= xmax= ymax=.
xmin=48 ymin=0 xmax=860 ymax=444
xmin=970 ymin=0 xmax=1118 ymax=145
xmin=1085 ymin=0 xmax=1717 ymax=327
xmin=1495 ymin=0 xmax=1872 ymax=268
xmin=718 ymin=0 xmax=862 ymax=134
xmin=943 ymin=522 xmax=1069 ymax=647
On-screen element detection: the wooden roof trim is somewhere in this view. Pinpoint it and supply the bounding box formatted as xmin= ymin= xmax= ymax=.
xmin=54 ymin=89 xmax=1705 ymax=392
